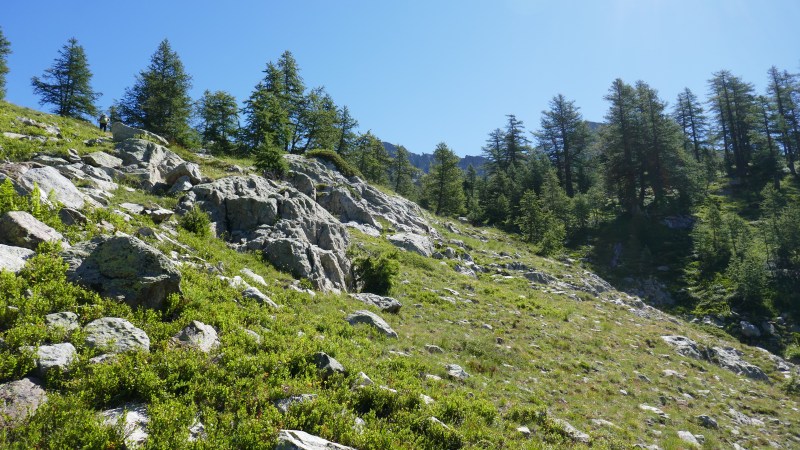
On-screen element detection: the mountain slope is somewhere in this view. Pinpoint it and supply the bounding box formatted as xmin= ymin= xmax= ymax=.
xmin=0 ymin=102 xmax=798 ymax=449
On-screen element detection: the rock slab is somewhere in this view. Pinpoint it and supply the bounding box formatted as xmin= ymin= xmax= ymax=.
xmin=0 ymin=377 xmax=47 ymax=428
xmin=0 ymin=211 xmax=68 ymax=250
xmin=275 ymin=429 xmax=355 ymax=450
xmin=349 ymin=293 xmax=402 ymax=313
xmin=0 ymin=244 xmax=34 ymax=273
xmin=84 ymin=317 xmax=150 ymax=353
xmin=346 ymin=310 xmax=398 ymax=338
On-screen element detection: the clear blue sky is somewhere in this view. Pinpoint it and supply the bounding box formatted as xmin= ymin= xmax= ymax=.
xmin=3 ymin=0 xmax=799 ymax=156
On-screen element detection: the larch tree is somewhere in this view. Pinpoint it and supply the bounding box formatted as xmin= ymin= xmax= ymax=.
xmin=195 ymin=90 xmax=239 ymax=154
xmin=422 ymin=142 xmax=465 ymax=216
xmin=708 ymin=70 xmax=758 ymax=180
xmin=0 ymin=27 xmax=10 ymax=100
xmin=767 ymin=66 xmax=800 ymax=177
xmin=673 ymin=87 xmax=709 ymax=162
xmin=600 ymin=78 xmax=640 ymax=215
xmin=502 ymin=114 xmax=530 ymax=170
xmin=31 ymin=37 xmax=100 ymax=119
xmin=536 ymin=94 xmax=590 ymax=197
xmin=389 ymin=144 xmax=418 ymax=197
xmin=334 ymin=105 xmax=359 ymax=156
xmin=117 ymin=39 xmax=193 ymax=145
xmin=351 ymin=132 xmax=391 ymax=184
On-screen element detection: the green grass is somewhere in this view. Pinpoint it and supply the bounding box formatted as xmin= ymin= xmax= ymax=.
xmin=0 ymin=103 xmax=798 ymax=449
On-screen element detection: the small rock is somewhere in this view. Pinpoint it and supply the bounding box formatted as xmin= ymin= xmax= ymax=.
xmin=425 ymin=344 xmax=444 ymax=354
xmin=313 ymin=352 xmax=345 ymax=378
xmin=171 ymin=321 xmax=220 ymax=353
xmin=517 ymin=425 xmax=531 ymax=437
xmin=552 ymin=418 xmax=590 ymax=444
xmin=274 ymin=395 xmax=317 ymax=414
xmin=101 ymin=403 xmax=149 ymax=448
xmin=420 ymin=394 xmax=435 ymax=405
xmin=677 ymin=430 xmax=700 ymax=447
xmin=84 ymin=317 xmax=150 ymax=354
xmin=346 ymin=310 xmax=398 ymax=338
xmin=44 ymin=311 xmax=79 ymax=332
xmin=240 ymin=268 xmax=268 ymax=286
xmin=697 ymin=414 xmax=718 ymax=429
xmin=275 ymin=429 xmax=355 ymax=450
xmin=740 ymin=320 xmax=761 ymax=338
xmin=352 ymin=371 xmax=373 ymax=388
xmin=445 ymin=364 xmax=469 ymax=380
xmin=0 ymin=377 xmax=47 ymax=428
xmin=349 ymin=293 xmax=402 ymax=313
xmin=0 ymin=244 xmax=35 ymax=273
xmin=639 ymin=404 xmax=669 ymax=420
xmin=25 ymin=343 xmax=77 ymax=376
xmin=0 ymin=211 xmax=69 ymax=250
xmin=241 ymin=286 xmax=280 ymax=308
xmin=187 ymin=418 xmax=206 ymax=442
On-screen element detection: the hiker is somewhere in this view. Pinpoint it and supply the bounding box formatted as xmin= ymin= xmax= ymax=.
xmin=99 ymin=114 xmax=109 ymax=132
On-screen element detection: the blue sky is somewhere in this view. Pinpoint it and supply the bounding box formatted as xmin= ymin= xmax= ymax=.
xmin=2 ymin=1 xmax=799 ymax=156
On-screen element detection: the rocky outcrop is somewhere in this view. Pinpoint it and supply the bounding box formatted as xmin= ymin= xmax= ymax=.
xmin=349 ymin=293 xmax=402 ymax=313
xmin=84 ymin=317 xmax=150 ymax=354
xmin=388 ymin=233 xmax=434 ymax=257
xmin=178 ymin=176 xmax=350 ymax=292
xmin=346 ymin=310 xmax=398 ymax=338
xmin=62 ymin=235 xmax=181 ymax=309
xmin=0 ymin=211 xmax=69 ymax=250
xmin=116 ymin=139 xmax=201 ymax=193
xmin=275 ymin=429 xmax=355 ymax=450
xmin=0 ymin=244 xmax=35 ymax=273
xmin=661 ymin=335 xmax=768 ymax=380
xmin=0 ymin=377 xmax=47 ymax=428
xmin=111 ymin=122 xmax=169 ymax=146
xmin=286 ymin=155 xmax=433 ymax=236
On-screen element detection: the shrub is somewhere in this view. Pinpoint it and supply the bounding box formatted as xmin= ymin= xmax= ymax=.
xmin=179 ymin=206 xmax=211 ymax=236
xmin=255 ymin=143 xmax=289 ymax=179
xmin=305 ymin=149 xmax=362 ymax=179
xmin=353 ymin=252 xmax=399 ymax=295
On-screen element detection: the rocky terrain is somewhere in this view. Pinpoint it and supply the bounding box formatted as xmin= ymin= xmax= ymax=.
xmin=0 ymin=103 xmax=799 ymax=449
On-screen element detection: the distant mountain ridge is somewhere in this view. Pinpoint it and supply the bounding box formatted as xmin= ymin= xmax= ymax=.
xmin=382 ymin=142 xmax=487 ymax=175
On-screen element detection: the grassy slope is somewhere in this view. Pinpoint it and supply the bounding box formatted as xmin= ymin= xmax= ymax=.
xmin=1 ymin=103 xmax=798 ymax=449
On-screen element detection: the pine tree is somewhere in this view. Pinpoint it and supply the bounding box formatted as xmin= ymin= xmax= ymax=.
xmin=31 ymin=38 xmax=100 ymax=119
xmin=481 ymin=128 xmax=505 ymax=175
xmin=242 ymin=62 xmax=291 ymax=152
xmin=421 ymin=143 xmax=465 ymax=216
xmin=334 ymin=105 xmax=359 ymax=156
xmin=767 ymin=66 xmax=800 ymax=177
xmin=117 ymin=39 xmax=193 ymax=145
xmin=195 ymin=90 xmax=239 ymax=154
xmin=502 ymin=114 xmax=530 ymax=170
xmin=708 ymin=70 xmax=758 ymax=180
xmin=673 ymin=88 xmax=709 ymax=162
xmin=536 ymin=94 xmax=590 ymax=197
xmin=0 ymin=27 xmax=11 ymax=101
xmin=300 ymin=87 xmax=338 ymax=151
xmin=351 ymin=132 xmax=391 ymax=184
xmin=389 ymin=144 xmax=417 ymax=197
xmin=600 ymin=79 xmax=640 ymax=215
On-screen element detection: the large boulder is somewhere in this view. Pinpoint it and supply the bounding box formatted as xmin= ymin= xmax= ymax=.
xmin=0 ymin=211 xmax=69 ymax=250
xmin=111 ymin=122 xmax=169 ymax=146
xmin=275 ymin=429 xmax=355 ymax=450
xmin=286 ymin=155 xmax=433 ymax=236
xmin=84 ymin=317 xmax=150 ymax=353
xmin=346 ymin=310 xmax=398 ymax=338
xmin=171 ymin=321 xmax=220 ymax=353
xmin=116 ymin=139 xmax=198 ymax=192
xmin=101 ymin=403 xmax=149 ymax=448
xmin=0 ymin=377 xmax=47 ymax=428
xmin=61 ymin=235 xmax=181 ymax=309
xmin=16 ymin=165 xmax=86 ymax=209
xmin=23 ymin=343 xmax=77 ymax=376
xmin=0 ymin=244 xmax=35 ymax=273
xmin=388 ymin=233 xmax=434 ymax=258
xmin=350 ymin=293 xmax=402 ymax=313
xmin=178 ymin=176 xmax=350 ymax=292
xmin=708 ymin=346 xmax=769 ymax=380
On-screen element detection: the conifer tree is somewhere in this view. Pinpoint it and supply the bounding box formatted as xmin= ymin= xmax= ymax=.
xmin=0 ymin=27 xmax=11 ymax=101
xmin=421 ymin=143 xmax=464 ymax=216
xmin=673 ymin=88 xmax=709 ymax=162
xmin=117 ymin=39 xmax=193 ymax=145
xmin=195 ymin=90 xmax=239 ymax=154
xmin=708 ymin=70 xmax=758 ymax=180
xmin=600 ymin=79 xmax=640 ymax=215
xmin=536 ymin=94 xmax=590 ymax=197
xmin=351 ymin=132 xmax=391 ymax=184
xmin=767 ymin=66 xmax=800 ymax=177
xmin=335 ymin=105 xmax=359 ymax=155
xmin=31 ymin=38 xmax=100 ymax=119
xmin=389 ymin=144 xmax=417 ymax=197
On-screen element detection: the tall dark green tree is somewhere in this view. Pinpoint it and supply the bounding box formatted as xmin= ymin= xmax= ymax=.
xmin=195 ymin=90 xmax=239 ymax=154
xmin=31 ymin=38 xmax=100 ymax=119
xmin=673 ymin=87 xmax=709 ymax=162
xmin=300 ymin=87 xmax=338 ymax=151
xmin=117 ymin=39 xmax=193 ymax=145
xmin=335 ymin=105 xmax=359 ymax=155
xmin=536 ymin=94 xmax=590 ymax=197
xmin=350 ymin=132 xmax=391 ymax=184
xmin=767 ymin=66 xmax=800 ymax=177
xmin=600 ymin=79 xmax=640 ymax=215
xmin=708 ymin=70 xmax=758 ymax=180
xmin=502 ymin=114 xmax=530 ymax=170
xmin=0 ymin=27 xmax=11 ymax=101
xmin=389 ymin=144 xmax=418 ymax=197
xmin=421 ymin=143 xmax=465 ymax=216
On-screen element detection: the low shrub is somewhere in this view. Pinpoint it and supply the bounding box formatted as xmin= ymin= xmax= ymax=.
xmin=352 ymin=252 xmax=400 ymax=295
xmin=179 ymin=206 xmax=211 ymax=236
xmin=305 ymin=149 xmax=362 ymax=178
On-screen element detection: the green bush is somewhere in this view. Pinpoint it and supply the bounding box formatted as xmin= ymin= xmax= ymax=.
xmin=179 ymin=205 xmax=211 ymax=236
xmin=255 ymin=143 xmax=289 ymax=178
xmin=305 ymin=149 xmax=362 ymax=178
xmin=353 ymin=252 xmax=400 ymax=295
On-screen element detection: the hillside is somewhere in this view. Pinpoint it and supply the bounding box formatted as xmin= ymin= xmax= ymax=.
xmin=1 ymin=102 xmax=799 ymax=449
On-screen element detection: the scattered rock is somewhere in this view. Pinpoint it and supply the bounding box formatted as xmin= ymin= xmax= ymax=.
xmin=240 ymin=268 xmax=268 ymax=286
xmin=350 ymin=293 xmax=402 ymax=313
xmin=144 ymin=208 xmax=173 ymax=224
xmin=553 ymin=418 xmax=591 ymax=444
xmin=639 ymin=404 xmax=669 ymax=420
xmin=516 ymin=426 xmax=531 ymax=437
xmin=0 ymin=211 xmax=69 ymax=250
xmin=62 ymin=234 xmax=182 ymax=309
xmin=425 ymin=344 xmax=444 ymax=354
xmin=44 ymin=311 xmax=79 ymax=332
xmin=17 ymin=165 xmax=86 ymax=209
xmin=313 ymin=352 xmax=346 ymax=378
xmin=660 ymin=335 xmax=704 ymax=360
xmin=24 ymin=343 xmax=77 ymax=376
xmin=167 ymin=176 xmax=193 ymax=195
xmin=0 ymin=244 xmax=35 ymax=273
xmin=58 ymin=207 xmax=87 ymax=226
xmin=171 ymin=321 xmax=220 ymax=353
xmin=101 ymin=403 xmax=149 ymax=448
xmin=111 ymin=122 xmax=168 ymax=146
xmin=0 ymin=377 xmax=47 ymax=428
xmin=677 ymin=430 xmax=701 ymax=447
xmin=84 ymin=317 xmax=150 ymax=353
xmin=274 ymin=395 xmax=317 ymax=414
xmin=740 ymin=320 xmax=761 ymax=338
xmin=165 ymin=162 xmax=202 ymax=185
xmin=241 ymin=286 xmax=280 ymax=308
xmin=697 ymin=415 xmax=718 ymax=429
xmin=275 ymin=429 xmax=355 ymax=450
xmin=420 ymin=394 xmax=435 ymax=405
xmin=352 ymin=372 xmax=373 ymax=388
xmin=388 ymin=233 xmax=434 ymax=258
xmin=708 ymin=346 xmax=768 ymax=380
xmin=445 ymin=364 xmax=469 ymax=380
xmin=83 ymin=151 xmax=122 ymax=169
xmin=346 ymin=310 xmax=398 ymax=338
xmin=187 ymin=418 xmax=206 ymax=442
xmin=590 ymin=418 xmax=618 ymax=429
xmin=116 ymin=139 xmax=193 ymax=192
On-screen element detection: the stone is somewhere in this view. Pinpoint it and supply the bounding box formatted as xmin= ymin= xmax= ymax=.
xmin=240 ymin=268 xmax=268 ymax=286
xmin=84 ymin=317 xmax=150 ymax=353
xmin=111 ymin=122 xmax=168 ymax=146
xmin=62 ymin=235 xmax=182 ymax=309
xmin=144 ymin=208 xmax=173 ymax=224
xmin=697 ymin=415 xmax=718 ymax=429
xmin=516 ymin=426 xmax=531 ymax=437
xmin=177 ymin=176 xmax=349 ymax=292
xmin=660 ymin=335 xmax=705 ymax=360
xmin=352 ymin=372 xmax=373 ymax=388
xmin=346 ymin=310 xmax=398 ymax=338
xmin=119 ymin=203 xmax=145 ymax=214
xmin=0 ymin=244 xmax=34 ymax=273
xmin=552 ymin=418 xmax=590 ymax=444
xmin=165 ymin=162 xmax=202 ymax=185
xmin=420 ymin=394 xmax=435 ymax=405
xmin=58 ymin=207 xmax=87 ymax=226
xmin=639 ymin=404 xmax=669 ymax=420
xmin=116 ymin=139 xmax=189 ymax=192
xmin=388 ymin=233 xmax=434 ymax=257
xmin=17 ymin=117 xmax=60 ymax=136
xmin=740 ymin=320 xmax=761 ymax=338
xmin=101 ymin=403 xmax=149 ymax=448
xmin=0 ymin=377 xmax=47 ymax=428
xmin=0 ymin=211 xmax=69 ymax=250
xmin=83 ymin=151 xmax=122 ymax=169
xmin=425 ymin=344 xmax=444 ymax=354
xmin=25 ymin=343 xmax=76 ymax=376
xmin=524 ymin=270 xmax=557 ymax=284
xmin=708 ymin=346 xmax=768 ymax=380
xmin=241 ymin=286 xmax=280 ymax=308
xmin=187 ymin=418 xmax=206 ymax=442
xmin=167 ymin=176 xmax=193 ymax=195
xmin=275 ymin=429 xmax=355 ymax=450
xmin=313 ymin=352 xmax=345 ymax=377
xmin=677 ymin=431 xmax=701 ymax=447
xmin=274 ymin=395 xmax=317 ymax=414
xmin=445 ymin=364 xmax=469 ymax=380
xmin=171 ymin=321 xmax=219 ymax=353
xmin=17 ymin=165 xmax=85 ymax=209
xmin=350 ymin=293 xmax=402 ymax=313
xmin=590 ymin=419 xmax=618 ymax=429
xmin=45 ymin=311 xmax=79 ymax=332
